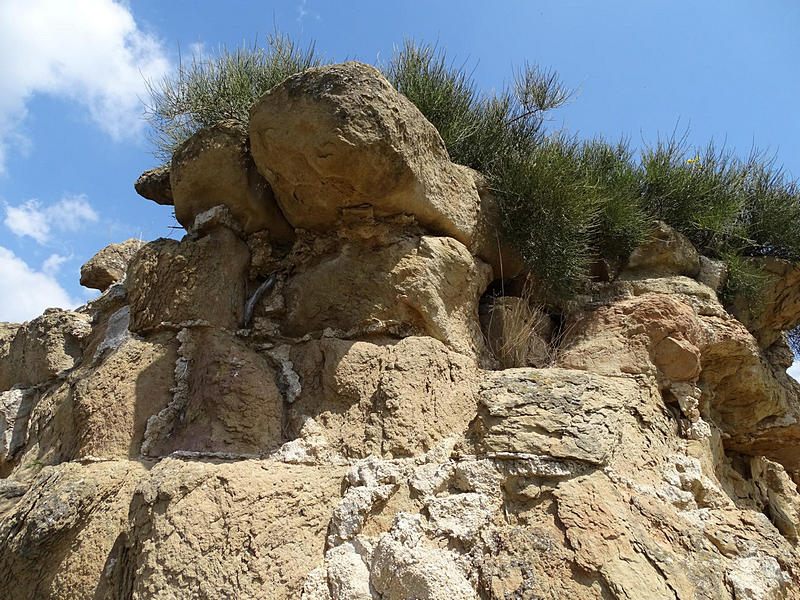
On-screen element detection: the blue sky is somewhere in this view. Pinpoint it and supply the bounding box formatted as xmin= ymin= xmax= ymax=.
xmin=1 ymin=1 xmax=798 ymax=343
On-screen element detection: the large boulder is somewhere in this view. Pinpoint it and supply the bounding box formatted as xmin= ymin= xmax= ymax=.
xmin=0 ymin=310 xmax=91 ymax=392
xmin=170 ymin=121 xmax=294 ymax=241
xmin=248 ymin=62 xmax=480 ymax=247
xmin=79 ymin=238 xmax=146 ymax=291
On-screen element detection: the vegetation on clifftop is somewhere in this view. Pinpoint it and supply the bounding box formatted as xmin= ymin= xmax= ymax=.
xmin=144 ymin=36 xmax=800 ymax=308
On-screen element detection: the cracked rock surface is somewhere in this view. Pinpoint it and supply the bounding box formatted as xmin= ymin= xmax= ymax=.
xmin=2 ymin=61 xmax=800 ymax=599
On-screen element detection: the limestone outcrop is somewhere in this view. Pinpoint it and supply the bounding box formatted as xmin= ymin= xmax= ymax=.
xmin=2 ymin=61 xmax=800 ymax=599
xmin=79 ymin=238 xmax=146 ymax=291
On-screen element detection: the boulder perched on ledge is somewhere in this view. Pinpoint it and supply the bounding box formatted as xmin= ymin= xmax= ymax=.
xmin=134 ymin=165 xmax=173 ymax=205
xmin=170 ymin=120 xmax=294 ymax=241
xmin=249 ymin=61 xmax=480 ymax=247
xmin=79 ymin=238 xmax=146 ymax=291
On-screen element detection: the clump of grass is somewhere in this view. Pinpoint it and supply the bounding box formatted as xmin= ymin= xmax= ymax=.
xmin=144 ymin=31 xmax=322 ymax=161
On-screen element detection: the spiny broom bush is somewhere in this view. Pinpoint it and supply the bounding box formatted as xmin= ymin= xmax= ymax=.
xmin=145 ymin=36 xmax=800 ymax=311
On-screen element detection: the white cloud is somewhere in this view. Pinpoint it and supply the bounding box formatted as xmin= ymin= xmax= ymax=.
xmin=0 ymin=0 xmax=171 ymax=173
xmin=4 ymin=194 xmax=99 ymax=244
xmin=4 ymin=200 xmax=50 ymax=243
xmin=0 ymin=246 xmax=78 ymax=322
xmin=42 ymin=253 xmax=70 ymax=276
xmin=788 ymin=361 xmax=800 ymax=381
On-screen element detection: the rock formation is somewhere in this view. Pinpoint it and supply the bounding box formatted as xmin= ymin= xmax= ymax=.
xmin=1 ymin=61 xmax=800 ymax=599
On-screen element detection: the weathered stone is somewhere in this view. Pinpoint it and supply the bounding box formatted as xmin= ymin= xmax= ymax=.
xmin=249 ymin=61 xmax=480 ymax=247
xmin=560 ymin=293 xmax=703 ymax=383
xmin=0 ymin=310 xmax=91 ymax=392
xmin=289 ymin=336 xmax=478 ymax=459
xmin=370 ymin=514 xmax=476 ymax=600
xmin=751 ymin=456 xmax=800 ymax=543
xmin=127 ymin=228 xmax=249 ymax=332
xmin=0 ymin=387 xmax=36 ymax=463
xmin=141 ymin=327 xmax=283 ymax=457
xmin=134 ymin=165 xmax=173 ymax=205
xmin=73 ymin=332 xmax=176 ymax=459
xmin=79 ymin=238 xmax=146 ymax=291
xmin=0 ymin=461 xmax=146 ymax=600
xmin=471 ymin=369 xmax=639 ymax=465
xmin=125 ymin=458 xmax=345 ymax=600
xmin=624 ymin=220 xmax=700 ymax=277
xmin=282 ymin=234 xmax=491 ymax=357
xmin=727 ymin=555 xmax=792 ymax=600
xmin=170 ymin=120 xmax=294 ymax=241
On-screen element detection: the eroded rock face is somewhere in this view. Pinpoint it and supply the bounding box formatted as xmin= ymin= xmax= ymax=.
xmin=80 ymin=238 xmax=146 ymax=291
xmin=289 ymin=336 xmax=478 ymax=459
xmin=124 ymin=458 xmax=346 ymax=600
xmin=0 ymin=310 xmax=91 ymax=392
xmin=470 ymin=369 xmax=643 ymax=465
xmin=249 ymin=61 xmax=480 ymax=247
xmin=170 ymin=120 xmax=295 ymax=241
xmin=127 ymin=228 xmax=249 ymax=332
xmin=282 ymin=234 xmax=491 ymax=357
xmin=3 ymin=60 xmax=800 ymax=600
xmin=0 ymin=461 xmax=146 ymax=600
xmin=141 ymin=327 xmax=283 ymax=457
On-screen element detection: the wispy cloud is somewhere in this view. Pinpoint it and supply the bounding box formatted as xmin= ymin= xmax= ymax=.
xmin=0 ymin=246 xmax=79 ymax=321
xmin=296 ymin=0 xmax=320 ymax=29
xmin=0 ymin=0 xmax=171 ymax=174
xmin=42 ymin=253 xmax=70 ymax=276
xmin=4 ymin=194 xmax=99 ymax=244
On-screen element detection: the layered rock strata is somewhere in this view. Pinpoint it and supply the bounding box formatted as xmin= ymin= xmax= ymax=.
xmin=1 ymin=61 xmax=799 ymax=599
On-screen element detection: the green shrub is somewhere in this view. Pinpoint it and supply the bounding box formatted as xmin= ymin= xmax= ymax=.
xmin=144 ymin=31 xmax=322 ymax=161
xmin=740 ymin=153 xmax=800 ymax=261
xmin=144 ymin=35 xmax=800 ymax=311
xmin=640 ymin=137 xmax=748 ymax=250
